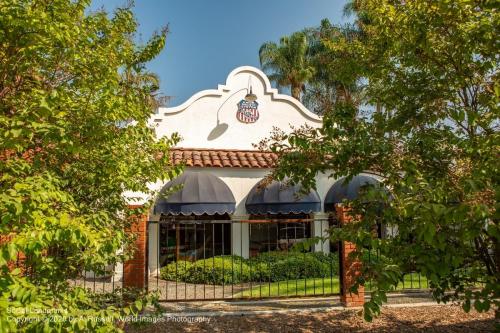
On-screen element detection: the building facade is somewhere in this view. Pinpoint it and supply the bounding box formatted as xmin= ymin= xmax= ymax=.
xmin=122 ymin=66 xmax=381 ymax=281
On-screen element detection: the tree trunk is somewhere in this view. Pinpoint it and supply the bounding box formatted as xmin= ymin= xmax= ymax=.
xmin=291 ymin=85 xmax=301 ymax=100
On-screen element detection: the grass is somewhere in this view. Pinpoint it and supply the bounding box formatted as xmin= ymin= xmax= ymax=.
xmin=234 ymin=273 xmax=429 ymax=298
xmin=398 ymin=272 xmax=430 ymax=289
xmin=235 ymin=277 xmax=340 ymax=298
xmin=366 ymin=272 xmax=430 ymax=291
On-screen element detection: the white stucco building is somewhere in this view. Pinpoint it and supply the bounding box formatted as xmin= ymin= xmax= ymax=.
xmin=138 ymin=66 xmax=381 ymax=277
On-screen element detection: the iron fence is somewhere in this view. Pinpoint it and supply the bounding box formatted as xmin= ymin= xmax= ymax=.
xmin=365 ymin=248 xmax=429 ymax=292
xmin=69 ymin=266 xmax=123 ymax=295
xmin=64 ymin=219 xmax=430 ymax=301
xmin=147 ymin=219 xmax=340 ymax=301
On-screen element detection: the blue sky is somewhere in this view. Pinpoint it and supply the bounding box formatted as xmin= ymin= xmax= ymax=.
xmin=90 ymin=0 xmax=349 ymax=106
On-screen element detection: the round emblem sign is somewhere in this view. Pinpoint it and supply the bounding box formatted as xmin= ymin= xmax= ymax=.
xmin=236 ymin=100 xmax=259 ymax=123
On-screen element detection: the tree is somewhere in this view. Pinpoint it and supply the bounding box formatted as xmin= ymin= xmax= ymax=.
xmin=260 ymin=0 xmax=499 ymax=322
xmin=259 ymin=31 xmax=315 ymax=100
xmin=302 ymin=19 xmax=365 ymax=115
xmin=0 ymin=0 xmax=181 ymax=331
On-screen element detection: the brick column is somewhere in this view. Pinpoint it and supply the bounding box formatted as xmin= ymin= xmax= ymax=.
xmin=123 ymin=205 xmax=148 ymax=289
xmin=337 ymin=205 xmax=364 ymax=307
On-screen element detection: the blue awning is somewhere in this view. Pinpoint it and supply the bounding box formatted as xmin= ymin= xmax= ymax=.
xmin=154 ymin=171 xmax=236 ymax=215
xmin=245 ymin=180 xmax=321 ymax=215
xmin=324 ymin=174 xmax=384 ymax=211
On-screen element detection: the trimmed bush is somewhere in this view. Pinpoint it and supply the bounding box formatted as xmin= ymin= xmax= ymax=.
xmin=159 ymin=260 xmax=193 ymax=281
xmin=159 ymin=256 xmax=250 ymax=284
xmin=249 ymin=251 xmax=339 ymax=282
xmin=159 ymin=251 xmax=339 ymax=285
xmin=188 ymin=256 xmax=250 ymax=284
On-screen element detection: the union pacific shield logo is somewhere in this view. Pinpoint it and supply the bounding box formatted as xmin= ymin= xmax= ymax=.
xmin=236 ymin=100 xmax=259 ymax=123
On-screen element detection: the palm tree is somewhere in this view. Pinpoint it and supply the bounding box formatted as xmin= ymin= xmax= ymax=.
xmin=259 ymin=32 xmax=315 ymax=101
xmin=121 ymin=69 xmax=170 ymax=109
xmin=302 ymin=19 xmax=365 ymax=115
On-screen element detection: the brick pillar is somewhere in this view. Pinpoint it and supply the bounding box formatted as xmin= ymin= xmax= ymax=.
xmin=123 ymin=205 xmax=148 ymax=289
xmin=337 ymin=205 xmax=365 ymax=307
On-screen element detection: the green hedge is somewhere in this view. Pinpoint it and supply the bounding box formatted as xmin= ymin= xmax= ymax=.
xmin=159 ymin=260 xmax=193 ymax=281
xmin=188 ymin=256 xmax=250 ymax=284
xmin=159 ymin=252 xmax=339 ymax=285
xmin=249 ymin=251 xmax=338 ymax=282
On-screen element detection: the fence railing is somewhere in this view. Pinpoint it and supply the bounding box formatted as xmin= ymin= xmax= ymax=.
xmin=69 ymin=265 xmax=123 ymax=295
xmin=147 ymin=219 xmax=340 ymax=301
xmin=365 ymin=248 xmax=429 ymax=292
xmin=64 ymin=219 xmax=430 ymax=301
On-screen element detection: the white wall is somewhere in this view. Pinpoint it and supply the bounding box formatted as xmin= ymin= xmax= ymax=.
xmin=127 ymin=66 xmax=331 ymax=206
xmin=151 ymin=66 xmax=322 ymax=150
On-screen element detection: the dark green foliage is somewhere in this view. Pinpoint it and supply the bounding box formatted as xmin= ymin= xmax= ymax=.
xmin=249 ymin=251 xmax=339 ymax=282
xmin=159 ymin=252 xmax=339 ymax=285
xmin=188 ymin=256 xmax=251 ymax=284
xmin=158 ymin=260 xmax=194 ymax=282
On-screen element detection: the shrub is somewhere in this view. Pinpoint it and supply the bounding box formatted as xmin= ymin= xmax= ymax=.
xmin=249 ymin=251 xmax=339 ymax=282
xmin=188 ymin=256 xmax=251 ymax=284
xmin=159 ymin=260 xmax=193 ymax=281
xmin=159 ymin=252 xmax=339 ymax=285
xmin=159 ymin=256 xmax=250 ymax=284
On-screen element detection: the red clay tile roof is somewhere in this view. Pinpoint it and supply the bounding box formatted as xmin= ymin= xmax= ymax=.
xmin=170 ymin=148 xmax=277 ymax=168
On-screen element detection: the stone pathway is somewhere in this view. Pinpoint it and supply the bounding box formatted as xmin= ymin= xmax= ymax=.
xmin=148 ymin=278 xmax=249 ymax=300
xmin=158 ymin=292 xmax=437 ymax=315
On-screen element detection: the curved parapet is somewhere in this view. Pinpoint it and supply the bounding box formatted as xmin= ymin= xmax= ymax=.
xmin=152 ymin=65 xmax=322 ymax=150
